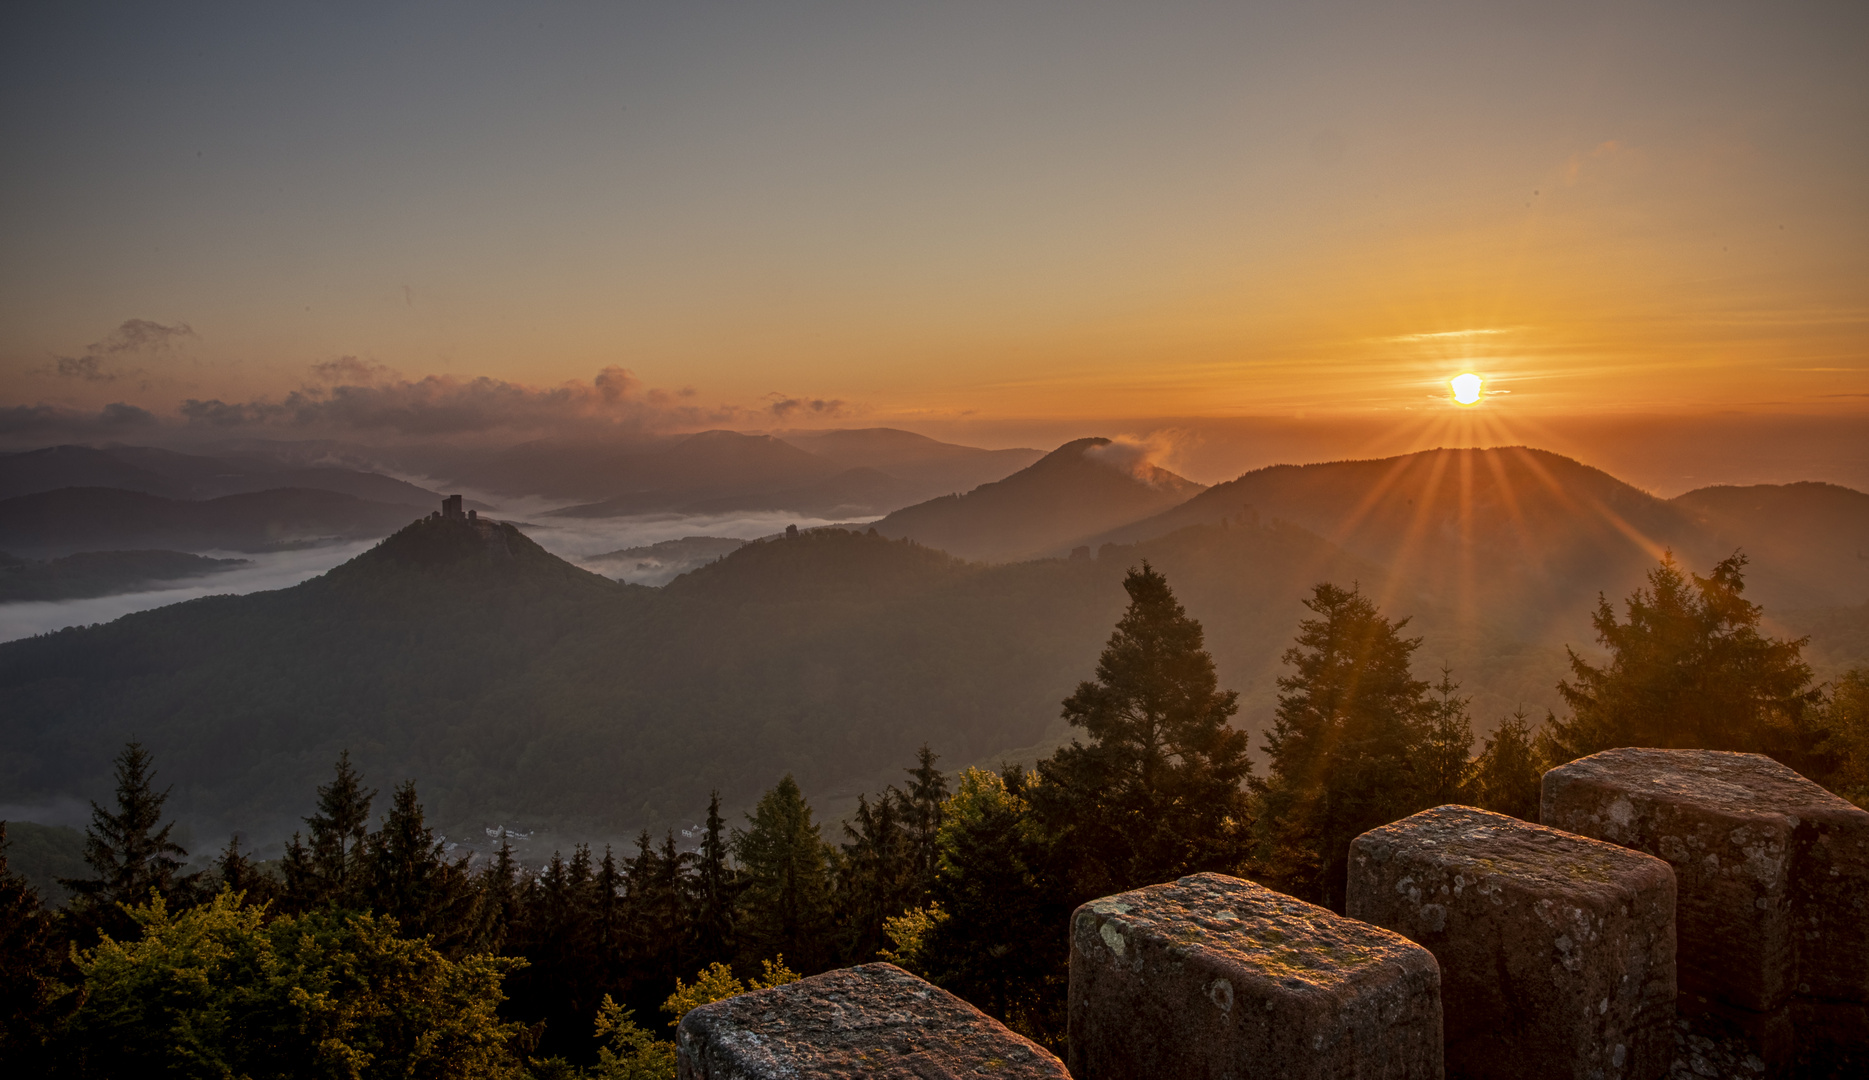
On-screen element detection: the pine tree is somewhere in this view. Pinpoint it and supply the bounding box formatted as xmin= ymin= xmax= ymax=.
xmin=733 ymin=775 xmax=833 ymax=972
xmin=917 ymin=766 xmax=1063 ymax=1046
xmin=835 ymin=790 xmax=914 ymax=962
xmin=1415 ymin=665 xmax=1477 ymax=807
xmin=1035 ymin=562 xmax=1253 ymax=897
xmin=691 ymin=792 xmax=735 ymax=967
xmin=476 ymin=839 xmax=523 ymax=953
xmin=1543 ymin=553 xmax=1819 ymax=763
xmin=1474 ymin=709 xmax=1544 ymax=821
xmin=1253 ymin=583 xmax=1431 ymax=911
xmin=283 ymin=751 xmax=375 ymax=909
xmin=902 ymin=745 xmax=948 ymax=898
xmin=214 ymin=835 xmax=276 ymax=906
xmin=591 ymin=844 xmax=627 ymax=1006
xmin=61 ymin=742 xmax=195 ymax=938
xmin=509 ymin=845 xmax=602 ymax=1061
xmin=1 ymin=822 xmax=70 ymax=1070
xmin=645 ymin=832 xmax=690 ymax=989
xmin=366 ymin=780 xmax=479 ymax=953
xmin=1810 ymin=668 xmax=1869 ymax=808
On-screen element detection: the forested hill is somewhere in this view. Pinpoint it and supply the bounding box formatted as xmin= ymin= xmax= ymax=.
xmin=1083 ymin=446 xmax=1869 ymax=619
xmin=0 ymin=515 xmax=634 ymax=839
xmin=0 ymin=514 xmax=1399 ymax=846
xmin=872 ymin=437 xmax=1206 ymax=562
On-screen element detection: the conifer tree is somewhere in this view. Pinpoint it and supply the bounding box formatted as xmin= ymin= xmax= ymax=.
xmin=1035 ymin=563 xmax=1253 ymax=897
xmin=476 ymin=839 xmax=522 ymax=953
xmin=917 ymin=766 xmax=1062 ymax=1045
xmin=62 ymin=742 xmax=195 ymax=938
xmin=1474 ymin=709 xmax=1544 ymax=821
xmin=691 ymin=792 xmax=735 ymax=967
xmin=1253 ymin=583 xmax=1431 ymax=911
xmin=283 ymin=751 xmax=375 ymax=909
xmin=835 ymin=790 xmax=914 ymax=962
xmin=1 ymin=822 xmax=69 ymax=1070
xmin=1415 ymin=665 xmax=1477 ymax=807
xmin=594 ymin=844 xmax=625 ymax=985
xmin=1543 ymin=553 xmax=1819 ymax=763
xmin=509 ymin=845 xmax=601 ymax=1060
xmin=214 ymin=835 xmax=276 ymax=906
xmin=638 ymin=832 xmax=690 ymax=992
xmin=733 ymin=775 xmax=833 ymax=972
xmin=366 ymin=780 xmax=479 ymax=953
xmin=902 ymin=745 xmax=948 ymax=897
xmin=1810 ymin=667 xmax=1869 ymax=808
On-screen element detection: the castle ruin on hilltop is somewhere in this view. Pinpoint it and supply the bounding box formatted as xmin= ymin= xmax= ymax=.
xmin=674 ymin=748 xmax=1867 ymax=1080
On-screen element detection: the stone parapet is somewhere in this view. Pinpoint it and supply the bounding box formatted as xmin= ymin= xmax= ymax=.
xmin=674 ymin=962 xmax=1068 ymax=1080
xmin=1347 ymin=804 xmax=1676 ymax=1080
xmin=1542 ymin=747 xmax=1869 ymax=1077
xmin=1068 ymin=872 xmax=1443 ymax=1080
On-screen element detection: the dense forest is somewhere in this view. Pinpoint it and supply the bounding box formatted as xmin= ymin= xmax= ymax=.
xmin=4 ymin=552 xmax=1864 ymax=1076
xmin=0 ymin=513 xmax=1393 ymax=842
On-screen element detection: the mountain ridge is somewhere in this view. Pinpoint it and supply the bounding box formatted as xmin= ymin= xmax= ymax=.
xmin=872 ymin=437 xmax=1207 ymax=562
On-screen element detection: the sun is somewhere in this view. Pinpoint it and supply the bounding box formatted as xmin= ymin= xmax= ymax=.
xmin=1450 ymin=372 xmax=1484 ymax=406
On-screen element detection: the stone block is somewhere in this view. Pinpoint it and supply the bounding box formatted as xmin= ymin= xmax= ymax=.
xmin=1068 ymin=871 xmax=1443 ymax=1080
xmin=1542 ymin=749 xmax=1869 ymax=1006
xmin=1347 ymin=805 xmax=1676 ymax=1080
xmin=674 ymin=962 xmax=1068 ymax=1080
xmin=1542 ymin=748 xmax=1869 ymax=1071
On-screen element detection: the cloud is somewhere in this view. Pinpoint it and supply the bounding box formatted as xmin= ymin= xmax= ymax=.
xmin=1082 ymin=430 xmax=1197 ymax=484
xmin=48 ymin=318 xmax=197 ymax=383
xmin=308 ymin=356 xmax=397 ymax=385
xmin=763 ymin=394 xmax=850 ymax=420
xmin=0 ymin=401 xmax=157 ymax=440
xmin=99 ymin=402 xmax=158 ymax=427
xmin=99 ymin=319 xmax=195 ymax=353
xmin=180 ymin=365 xmax=745 ymax=438
xmin=56 ymin=355 xmax=115 ymax=382
xmin=1382 ymin=327 xmax=1519 ymax=344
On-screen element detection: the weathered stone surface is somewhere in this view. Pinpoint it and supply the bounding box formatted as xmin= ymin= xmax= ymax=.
xmin=1068 ymin=872 xmax=1442 ymax=1080
xmin=1542 ymin=748 xmax=1869 ymax=1073
xmin=1347 ymin=805 xmax=1676 ymax=1080
xmin=674 ymin=962 xmax=1068 ymax=1080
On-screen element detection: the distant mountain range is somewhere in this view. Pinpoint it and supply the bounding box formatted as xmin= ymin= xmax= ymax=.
xmin=0 ymin=444 xmax=448 ymax=505
xmin=0 ymin=550 xmax=248 ymax=602
xmin=2 ymin=440 xmax=1864 ymax=853
xmin=469 ymin=428 xmax=1044 ymax=517
xmin=0 ymin=487 xmax=428 ymax=558
xmin=1 ymin=430 xmax=1049 ymax=529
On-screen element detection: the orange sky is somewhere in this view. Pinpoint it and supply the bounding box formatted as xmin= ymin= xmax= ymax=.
xmin=2 ymin=3 xmax=1865 ymax=442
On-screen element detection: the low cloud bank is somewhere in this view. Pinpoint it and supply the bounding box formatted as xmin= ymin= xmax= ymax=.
xmin=0 ymin=540 xmax=376 ymax=644
xmin=179 ymin=365 xmax=730 ymax=438
xmin=4 ymin=358 xmax=858 ymax=448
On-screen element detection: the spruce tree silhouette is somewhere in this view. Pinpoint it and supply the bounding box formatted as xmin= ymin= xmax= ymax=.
xmin=1035 ymin=561 xmax=1253 ymax=899
xmin=732 ymin=775 xmax=832 ymax=971
xmin=61 ymin=742 xmax=195 ymax=939
xmin=282 ymin=750 xmax=375 ymax=910
xmin=1252 ymin=583 xmax=1431 ymax=911
xmin=1474 ymin=709 xmax=1544 ymax=821
xmin=1 ymin=822 xmax=67 ymax=1068
xmin=1543 ymin=552 xmax=1819 ymax=763
xmin=691 ymin=792 xmax=736 ymax=967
